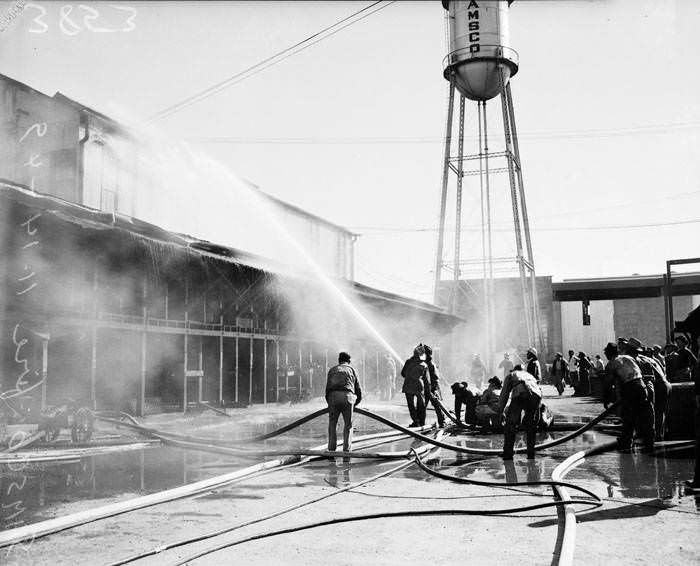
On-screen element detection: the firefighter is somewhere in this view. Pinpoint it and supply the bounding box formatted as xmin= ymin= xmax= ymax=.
xmin=550 ymin=352 xmax=568 ymax=396
xmin=497 ymin=369 xmax=542 ymax=460
xmin=401 ymin=345 xmax=428 ymax=427
xmin=470 ymin=354 xmax=486 ymax=389
xmin=525 ymin=347 xmax=541 ymax=383
xmin=475 ymin=376 xmax=502 ymax=429
xmin=325 ymin=352 xmax=362 ymax=453
xmin=424 ymin=345 xmax=445 ymax=427
xmin=603 ymin=342 xmax=654 ymax=452
xmin=674 ymin=335 xmax=697 ymax=382
xmin=451 ymin=381 xmax=479 ymax=425
xmin=380 ymin=353 xmax=397 ymax=401
xmin=626 ymin=337 xmax=658 ymax=434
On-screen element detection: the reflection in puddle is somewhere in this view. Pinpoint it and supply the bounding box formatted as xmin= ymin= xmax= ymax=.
xmin=1 ymin=409 xmax=696 ymax=531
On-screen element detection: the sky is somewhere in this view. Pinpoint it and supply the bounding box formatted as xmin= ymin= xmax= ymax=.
xmin=2 ymin=0 xmax=699 ymax=303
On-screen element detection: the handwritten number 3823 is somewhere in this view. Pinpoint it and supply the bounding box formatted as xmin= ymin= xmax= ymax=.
xmin=26 ymin=4 xmax=137 ymax=34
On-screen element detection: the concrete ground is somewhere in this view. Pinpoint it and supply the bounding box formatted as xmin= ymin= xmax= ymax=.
xmin=2 ymin=386 xmax=698 ymax=565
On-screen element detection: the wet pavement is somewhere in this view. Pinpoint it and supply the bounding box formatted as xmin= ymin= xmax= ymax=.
xmin=1 ymin=390 xmax=698 ymax=565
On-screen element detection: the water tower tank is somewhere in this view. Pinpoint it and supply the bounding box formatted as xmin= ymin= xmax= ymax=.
xmin=442 ymin=0 xmax=519 ymax=101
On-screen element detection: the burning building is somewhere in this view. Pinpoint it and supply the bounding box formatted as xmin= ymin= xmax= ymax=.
xmin=0 ymin=74 xmax=463 ymax=419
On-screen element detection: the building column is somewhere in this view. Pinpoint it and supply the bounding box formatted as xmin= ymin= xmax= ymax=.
xmin=234 ymin=335 xmax=239 ymax=404
xmin=139 ymin=276 xmax=147 ymax=417
xmin=183 ymin=275 xmax=189 ymax=413
xmin=219 ymin=314 xmax=224 ymax=405
xmin=183 ymin=312 xmax=188 ymax=413
xmin=275 ymin=339 xmax=280 ymax=403
xmin=263 ymin=337 xmax=268 ymax=405
xmin=40 ymin=338 xmax=48 ymax=410
xmin=90 ymin=263 xmax=98 ymax=409
xmin=249 ymin=335 xmax=254 ymax=406
xmin=298 ymin=343 xmax=303 ymax=393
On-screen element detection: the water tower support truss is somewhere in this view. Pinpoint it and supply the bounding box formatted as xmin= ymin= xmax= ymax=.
xmin=433 ymin=73 xmax=542 ymax=353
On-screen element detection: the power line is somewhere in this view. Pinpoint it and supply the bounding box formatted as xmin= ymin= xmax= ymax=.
xmin=352 ymin=217 xmax=700 ymax=234
xmin=187 ymin=120 xmax=700 ymax=144
xmin=148 ymin=1 xmax=395 ymax=122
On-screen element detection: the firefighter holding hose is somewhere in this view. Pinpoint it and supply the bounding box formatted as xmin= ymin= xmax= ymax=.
xmin=603 ymin=341 xmax=654 ymax=452
xmin=424 ymin=345 xmax=445 ymax=428
xmin=497 ymin=368 xmax=542 ymax=460
xmin=325 ymin=352 xmax=362 ymax=454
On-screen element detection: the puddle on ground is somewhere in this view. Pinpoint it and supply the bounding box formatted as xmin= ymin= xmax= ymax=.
xmin=1 ymin=404 xmax=697 ymax=530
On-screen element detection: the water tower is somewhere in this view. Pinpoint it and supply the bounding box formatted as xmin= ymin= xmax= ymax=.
xmin=433 ymin=0 xmax=541 ymax=364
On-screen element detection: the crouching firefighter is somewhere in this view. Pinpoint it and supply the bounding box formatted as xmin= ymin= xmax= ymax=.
xmin=497 ymin=369 xmax=542 ymax=460
xmin=451 ymin=381 xmax=479 ymax=425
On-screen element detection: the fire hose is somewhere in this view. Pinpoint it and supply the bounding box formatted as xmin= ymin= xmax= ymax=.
xmin=355 ymin=403 xmax=621 ymax=455
xmin=3 ymin=401 xmax=626 ymax=562
xmin=163 ymin=410 xmax=624 ymax=566
xmin=107 ymin=431 xmax=447 ymax=566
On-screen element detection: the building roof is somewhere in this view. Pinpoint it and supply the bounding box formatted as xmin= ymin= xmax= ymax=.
xmin=553 ymin=273 xmax=700 ymax=301
xmin=1 ymin=72 xmax=357 ymax=238
xmin=0 ymin=181 xmax=458 ymax=323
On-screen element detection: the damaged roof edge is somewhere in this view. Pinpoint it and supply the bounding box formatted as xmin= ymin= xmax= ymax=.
xmin=0 ymin=181 xmax=461 ymax=321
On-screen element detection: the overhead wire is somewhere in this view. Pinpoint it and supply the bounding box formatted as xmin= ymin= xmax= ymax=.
xmin=188 ymin=120 xmax=700 ymax=144
xmin=352 ymin=217 xmax=700 ymax=234
xmin=148 ymin=1 xmax=396 ymax=122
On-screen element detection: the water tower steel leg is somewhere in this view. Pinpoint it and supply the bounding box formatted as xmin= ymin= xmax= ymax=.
xmin=505 ymin=83 xmax=542 ymax=351
xmin=451 ymin=95 xmax=466 ymax=315
xmin=478 ymin=101 xmax=488 ymax=343
xmin=481 ymin=100 xmax=495 ymax=370
xmin=500 ymin=87 xmax=533 ymax=345
xmin=433 ymin=76 xmax=456 ymax=305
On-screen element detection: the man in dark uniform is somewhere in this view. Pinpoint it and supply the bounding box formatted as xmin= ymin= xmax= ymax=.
xmin=603 ymin=342 xmax=654 ymax=452
xmin=497 ymin=369 xmax=542 ymax=459
xmin=325 ymin=352 xmax=362 ymax=453
xmin=401 ymin=345 xmax=428 ymax=427
xmin=525 ymin=347 xmax=541 ymax=383
xmin=550 ymin=352 xmax=568 ymax=395
xmin=626 ymin=337 xmax=657 ymax=434
xmin=451 ymin=381 xmax=479 ymax=425
xmin=424 ymin=345 xmax=445 ymax=427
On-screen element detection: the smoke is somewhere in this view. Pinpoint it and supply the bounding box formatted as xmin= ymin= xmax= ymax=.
xmin=2 ymin=113 xmax=464 ymax=412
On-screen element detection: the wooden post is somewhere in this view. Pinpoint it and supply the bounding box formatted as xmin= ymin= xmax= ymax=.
xmin=198 ymin=338 xmax=203 ymax=404
xmin=285 ymin=345 xmax=289 ymax=393
xmin=140 ymin=276 xmax=147 ymax=417
xmin=183 ymin=312 xmax=188 ymax=413
xmin=275 ymin=339 xmax=280 ymax=402
xmin=90 ymin=263 xmax=98 ymax=409
xmin=298 ymin=343 xmax=303 ymax=394
xmin=234 ymin=336 xmax=239 ymax=404
xmin=183 ymin=276 xmax=189 ymax=413
xmin=249 ymin=335 xmax=253 ymax=406
xmin=219 ymin=314 xmax=224 ymax=405
xmin=41 ymin=338 xmax=48 ymax=410
xmin=309 ymin=347 xmax=313 ymax=392
xmin=263 ymin=337 xmax=268 ymax=405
